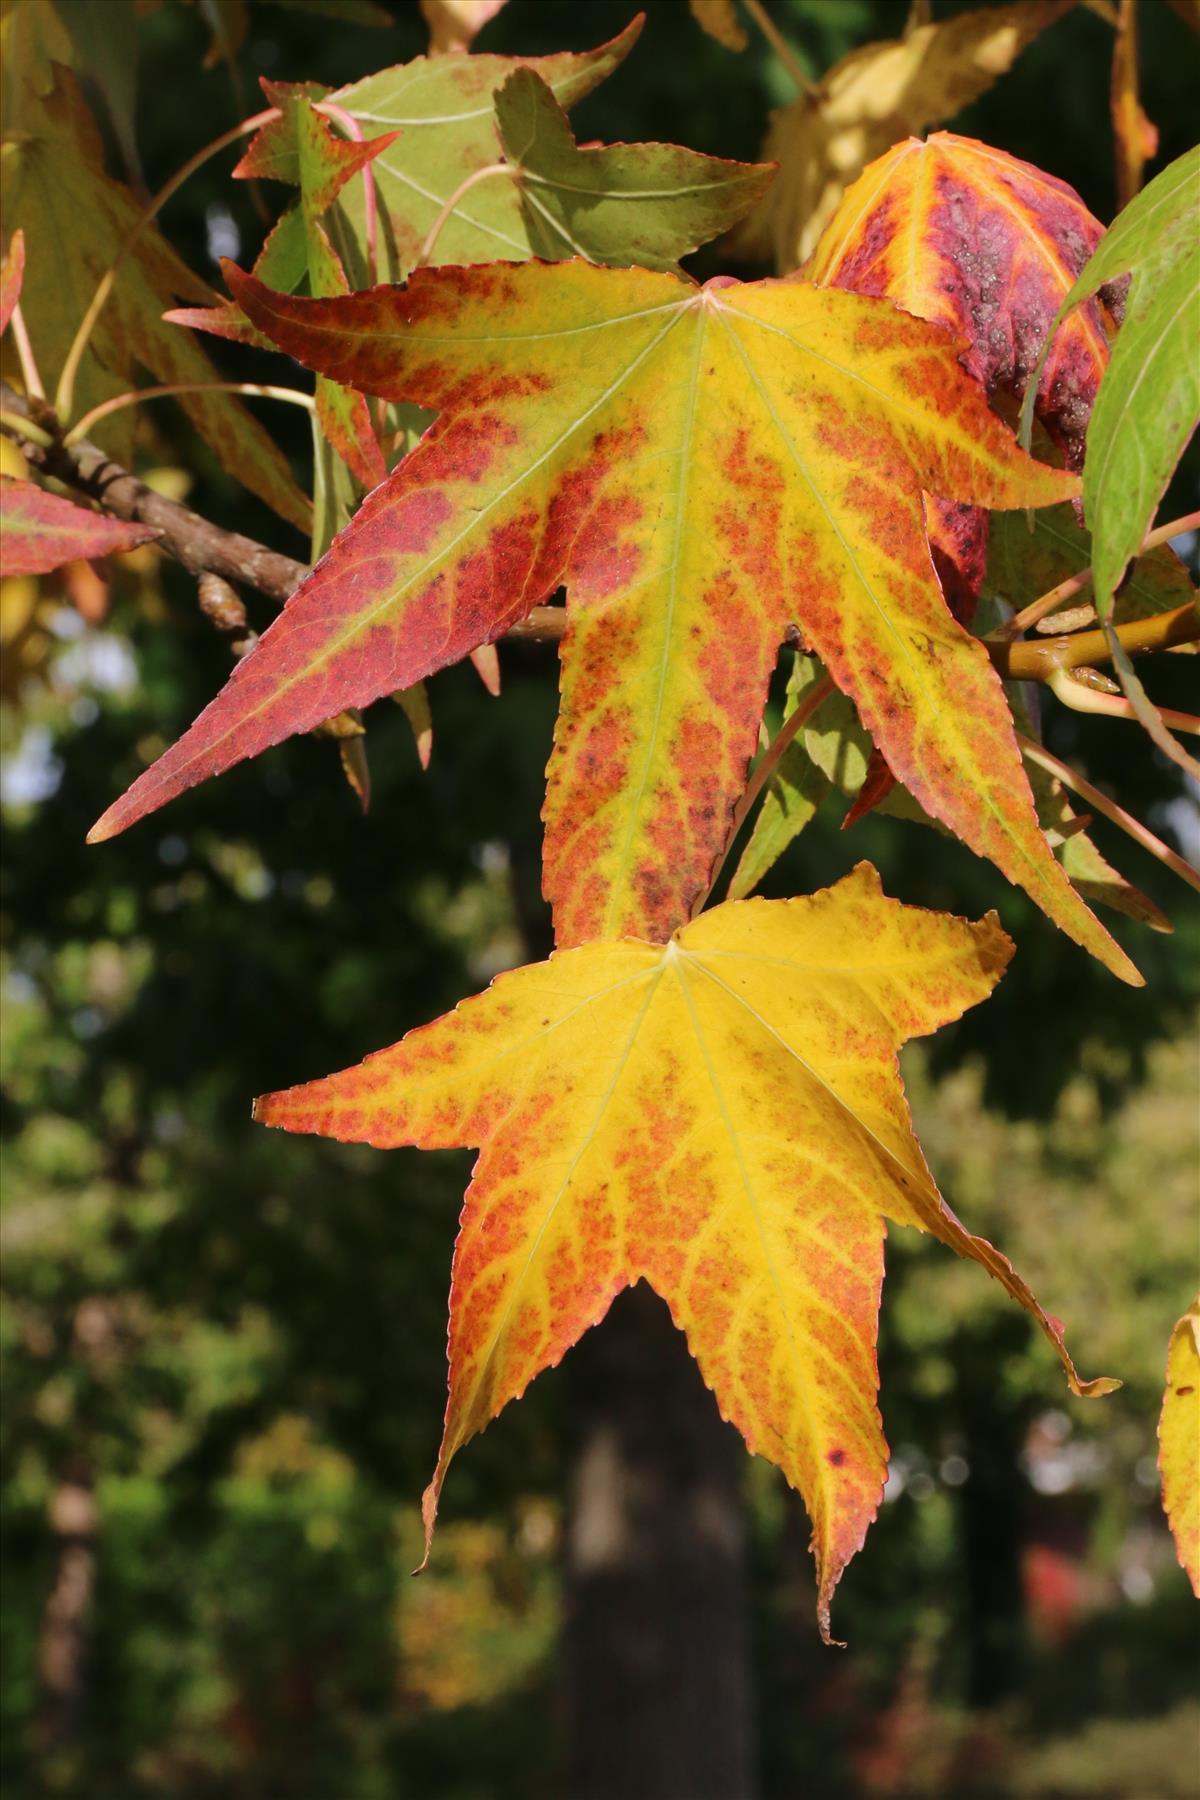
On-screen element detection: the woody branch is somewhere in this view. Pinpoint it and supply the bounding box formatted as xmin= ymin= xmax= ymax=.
xmin=2 ymin=381 xmax=1196 ymax=677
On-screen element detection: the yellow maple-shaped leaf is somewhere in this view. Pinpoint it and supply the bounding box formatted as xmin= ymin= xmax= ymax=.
xmin=255 ymin=864 xmax=1115 ymax=1639
xmin=1160 ymin=1298 xmax=1200 ymax=1595
xmin=735 ymin=0 xmax=1070 ymax=271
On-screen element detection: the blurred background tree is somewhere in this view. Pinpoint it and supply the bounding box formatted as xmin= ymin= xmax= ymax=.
xmin=1 ymin=1 xmax=1196 ymax=1795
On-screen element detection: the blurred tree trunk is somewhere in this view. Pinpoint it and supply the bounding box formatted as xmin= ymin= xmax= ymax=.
xmin=564 ymin=1284 xmax=757 ymax=1800
xmin=34 ymin=1462 xmax=97 ymax=1757
xmin=957 ymin=1321 xmax=1031 ymax=1706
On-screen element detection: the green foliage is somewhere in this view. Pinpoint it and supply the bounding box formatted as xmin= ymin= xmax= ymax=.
xmin=1025 ymin=146 xmax=1200 ymax=621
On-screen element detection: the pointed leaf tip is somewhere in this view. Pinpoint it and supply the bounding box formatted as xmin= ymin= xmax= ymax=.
xmin=0 ymin=478 xmax=161 ymax=578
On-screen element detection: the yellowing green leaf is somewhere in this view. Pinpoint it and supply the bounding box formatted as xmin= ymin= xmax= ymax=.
xmin=254 ymin=864 xmax=1115 ymax=1640
xmin=1160 ymin=1298 xmax=1200 ymax=1596
xmin=733 ymin=1 xmax=1071 ymax=271
xmin=0 ymin=67 xmax=310 ymax=530
xmin=728 ymin=655 xmax=835 ymax=900
xmin=235 ymin=80 xmax=395 ymax=489
xmin=1021 ymin=145 xmax=1200 ymax=776
xmin=493 ymin=69 xmax=776 ymax=275
xmin=90 ymin=255 xmax=1140 ymax=987
xmin=329 ymin=20 xmax=643 ymax=279
xmin=986 ymin=502 xmax=1198 ymax=636
xmin=1024 ymin=146 xmax=1200 ymax=624
xmin=688 ymin=0 xmax=748 ymax=53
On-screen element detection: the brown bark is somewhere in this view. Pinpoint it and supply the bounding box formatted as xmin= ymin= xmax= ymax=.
xmin=4 ymin=384 xmax=1193 ymax=677
xmin=564 ymin=1284 xmax=757 ymax=1800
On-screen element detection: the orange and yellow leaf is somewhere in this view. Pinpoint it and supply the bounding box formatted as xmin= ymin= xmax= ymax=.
xmin=1160 ymin=1298 xmax=1200 ymax=1595
xmin=254 ymin=864 xmax=1115 ymax=1639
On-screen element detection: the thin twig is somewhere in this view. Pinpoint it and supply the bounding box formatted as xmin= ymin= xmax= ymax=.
xmin=1048 ymin=668 xmax=1200 ymax=734
xmin=1017 ymin=733 xmax=1200 ymax=896
xmin=54 ymin=109 xmax=278 ymax=425
xmin=693 ymin=674 xmax=836 ymax=916
xmin=2 ymin=380 xmax=307 ymax=601
xmin=416 ymin=163 xmax=517 ymax=269
xmin=988 ymin=507 xmax=1200 ymax=641
xmin=0 ymin=410 xmax=53 ymax=448
xmin=989 ymin=600 xmax=1200 ymax=680
xmin=65 ymin=382 xmax=315 ymax=447
xmin=1103 ymin=615 xmax=1200 ymax=781
xmin=9 ymin=303 xmax=45 ymax=401
xmin=743 ymin=0 xmax=817 ymax=96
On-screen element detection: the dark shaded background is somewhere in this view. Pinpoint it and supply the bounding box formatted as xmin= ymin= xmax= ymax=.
xmin=2 ymin=1 xmax=1197 ymax=1795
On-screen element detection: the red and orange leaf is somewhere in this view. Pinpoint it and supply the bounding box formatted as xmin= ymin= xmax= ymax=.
xmin=1159 ymin=1298 xmax=1200 ymax=1596
xmin=254 ymin=865 xmax=1115 ymax=1640
xmin=808 ymin=130 xmax=1120 ymax=685
xmin=89 ymin=255 xmax=1138 ymax=984
xmin=0 ymin=227 xmax=24 ymax=335
xmin=0 ymin=474 xmax=159 ymax=575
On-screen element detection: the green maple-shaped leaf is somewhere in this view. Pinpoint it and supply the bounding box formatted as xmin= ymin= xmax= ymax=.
xmin=326 ymin=18 xmax=644 ymax=278
xmin=986 ymin=502 xmax=1198 ymax=634
xmin=491 ymin=67 xmax=775 ymax=275
xmin=732 ymin=648 xmax=1172 ymax=935
xmin=88 ymin=254 xmax=1139 ymax=987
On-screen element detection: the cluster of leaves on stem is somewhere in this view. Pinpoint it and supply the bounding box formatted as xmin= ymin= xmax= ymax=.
xmin=1 ymin=0 xmax=1197 ymax=1635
